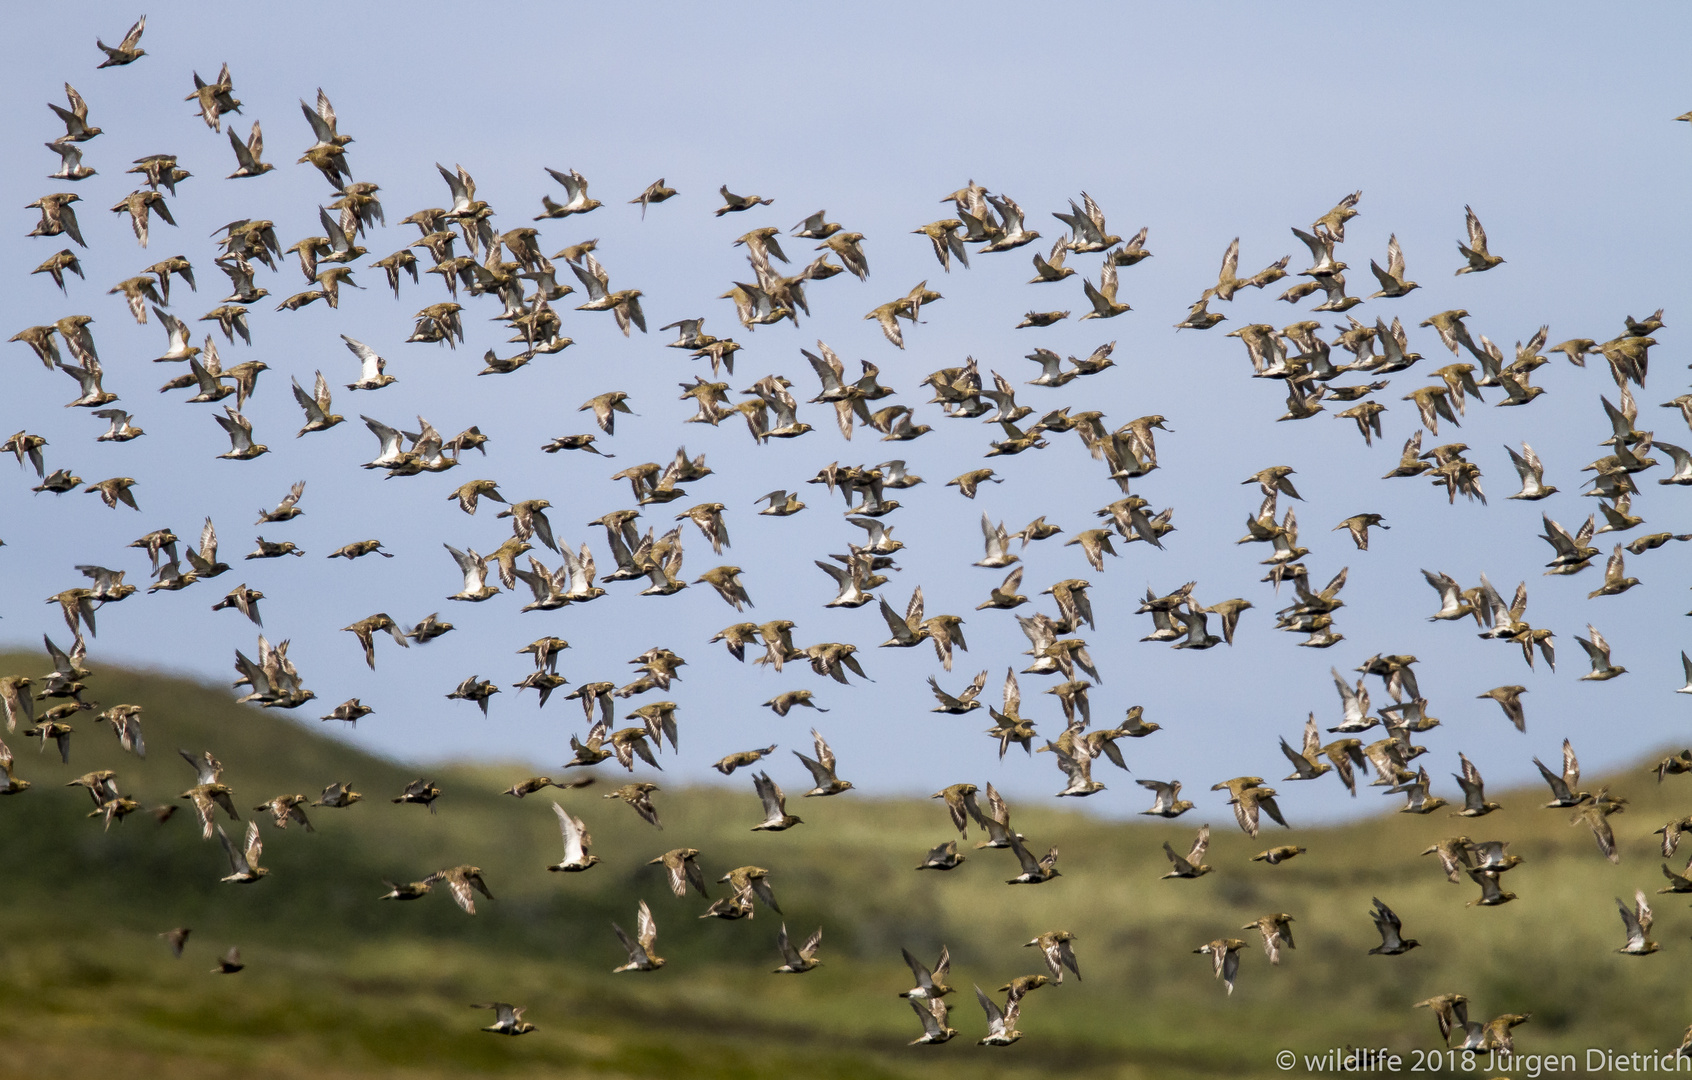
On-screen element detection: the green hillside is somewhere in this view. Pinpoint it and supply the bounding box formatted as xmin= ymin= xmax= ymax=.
xmin=1 ymin=654 xmax=1689 ymax=1078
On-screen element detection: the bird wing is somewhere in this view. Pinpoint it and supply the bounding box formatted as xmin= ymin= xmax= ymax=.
xmin=1005 ymin=829 xmax=1041 ymax=876
xmin=551 ymin=801 xmax=586 ymax=863
xmin=1050 ymin=744 xmax=1089 ymax=786
xmin=904 ymin=585 xmax=925 ymax=628
xmin=1217 ymin=237 xmax=1239 ymax=283
xmin=436 ymin=163 xmax=470 ymax=211
xmin=119 ymin=15 xmax=146 ymax=50
xmin=1279 ymin=737 xmax=1311 ymax=774
xmin=1231 ymin=794 xmax=1260 ymax=837
xmin=636 ymin=900 xmax=658 ymax=950
xmin=342 ymin=336 xmax=387 ymax=383
xmin=1372 ymin=897 xmax=1403 ymax=935
xmin=1617 ymin=895 xmax=1645 ymax=948
xmin=878 ymin=597 xmax=916 ymax=642
xmin=773 ymin=923 xmax=807 ymax=967
xmin=291 ymin=377 xmax=324 ymax=423
xmin=1056 ymin=938 xmax=1081 ymax=979
xmin=445 ymin=873 xmax=477 ymax=914
xmin=678 ymin=855 xmax=708 ymax=899
xmin=300 ymin=94 xmax=336 ymax=145
xmin=1421 ymin=569 xmax=1463 ymax=612
xmin=243 ymin=820 xmax=263 ymax=868
xmin=1584 ymin=626 xmax=1610 ymax=664
xmin=1300 ymin=714 xmax=1323 ymax=759
xmin=903 ymin=947 xmax=936 ymax=993
xmin=753 ymin=772 xmax=785 ymax=817
xmin=1290 ymin=226 xmax=1332 ymax=265
xmin=1580 ymin=805 xmax=1617 ymax=863
xmin=611 ymin=921 xmax=644 ymax=963
xmin=1532 ymin=756 xmax=1570 ymax=801
xmin=1464 ymin=206 xmax=1487 ymax=251
xmin=810 ymin=728 xmax=837 ymax=774
xmin=911 ymin=997 xmax=946 ymax=1038
xmin=570 ymin=255 xmax=609 ymax=301
xmin=1002 ymin=668 xmax=1020 ymax=714
xmin=227 ymin=125 xmax=257 ymax=171
xmin=1163 ymin=841 xmax=1194 ymax=875
xmin=217 ymin=823 xmax=250 ymax=876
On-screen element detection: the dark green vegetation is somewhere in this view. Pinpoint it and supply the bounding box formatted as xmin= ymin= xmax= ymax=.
xmin=3 ymin=656 xmax=1690 ymax=1077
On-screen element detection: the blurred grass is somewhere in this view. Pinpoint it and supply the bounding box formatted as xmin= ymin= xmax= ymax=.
xmin=2 ymin=654 xmax=1690 ymax=1077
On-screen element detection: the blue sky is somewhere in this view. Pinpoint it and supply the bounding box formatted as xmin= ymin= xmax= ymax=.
xmin=4 ymin=2 xmax=1691 ymax=822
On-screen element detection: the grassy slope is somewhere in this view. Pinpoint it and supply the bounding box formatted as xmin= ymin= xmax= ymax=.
xmin=1 ymin=654 xmax=1689 ymax=1078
